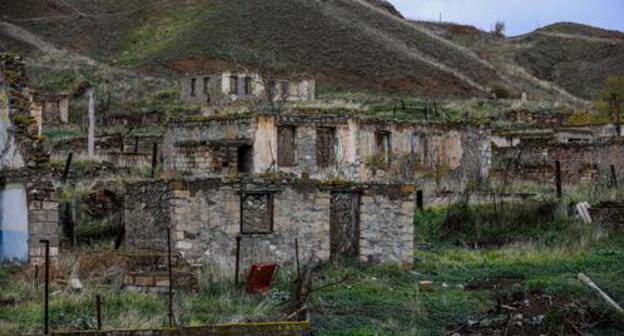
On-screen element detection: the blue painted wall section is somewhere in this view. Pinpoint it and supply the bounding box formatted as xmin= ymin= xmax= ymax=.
xmin=0 ymin=183 xmax=29 ymax=263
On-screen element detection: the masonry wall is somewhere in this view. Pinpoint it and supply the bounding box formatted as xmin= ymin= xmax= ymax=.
xmin=164 ymin=118 xmax=255 ymax=175
xmin=359 ymin=185 xmax=414 ymax=264
xmin=164 ymin=179 xmax=330 ymax=273
xmin=2 ymin=53 xmax=60 ymax=264
xmin=494 ymin=140 xmax=624 ymax=184
xmin=125 ymin=178 xmax=415 ymax=275
xmin=124 ymin=181 xmax=172 ymax=251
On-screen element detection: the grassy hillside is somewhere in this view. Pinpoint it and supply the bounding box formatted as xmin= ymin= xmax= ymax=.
xmin=421 ymin=21 xmax=624 ymax=101
xmin=513 ymin=24 xmax=624 ymax=99
xmin=1 ymin=0 xmax=500 ymax=97
xmin=2 ymin=2 xmax=621 ymax=101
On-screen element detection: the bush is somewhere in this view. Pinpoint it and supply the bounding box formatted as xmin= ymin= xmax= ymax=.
xmin=491 ymin=83 xmax=511 ymax=99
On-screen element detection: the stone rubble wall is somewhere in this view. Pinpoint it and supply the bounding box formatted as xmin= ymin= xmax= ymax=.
xmin=162 ymin=115 xmax=491 ymax=186
xmin=166 ymin=179 xmax=330 ymax=274
xmin=163 ymin=117 xmax=255 ymax=174
xmin=125 ymin=178 xmax=415 ymax=275
xmin=124 ymin=181 xmax=172 ymax=251
xmin=359 ymin=184 xmax=414 ymax=264
xmin=1 ymin=53 xmax=60 ymax=264
xmin=494 ymin=140 xmax=624 ymax=184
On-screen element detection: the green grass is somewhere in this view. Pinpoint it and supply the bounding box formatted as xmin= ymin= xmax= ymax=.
xmin=1 ymin=236 xmax=623 ymax=335
xmin=2 ymin=198 xmax=624 ymax=335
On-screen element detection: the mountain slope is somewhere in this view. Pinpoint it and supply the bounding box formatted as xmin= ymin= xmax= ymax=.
xmin=419 ymin=21 xmax=624 ymax=101
xmin=1 ymin=1 xmax=621 ymax=102
xmin=0 ymin=0 xmax=501 ymax=97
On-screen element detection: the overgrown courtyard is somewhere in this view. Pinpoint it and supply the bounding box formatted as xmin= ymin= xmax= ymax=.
xmin=2 ymin=200 xmax=623 ymax=335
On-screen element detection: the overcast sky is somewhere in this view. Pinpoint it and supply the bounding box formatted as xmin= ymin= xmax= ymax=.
xmin=387 ymin=0 xmax=624 ymax=36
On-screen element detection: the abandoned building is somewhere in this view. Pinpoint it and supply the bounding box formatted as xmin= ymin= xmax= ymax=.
xmin=180 ymin=71 xmax=316 ymax=105
xmin=162 ymin=112 xmax=491 ymax=185
xmin=125 ymin=177 xmax=415 ymax=274
xmin=491 ymin=125 xmax=621 ymax=149
xmin=1 ymin=54 xmax=60 ymax=264
xmin=49 ymin=133 xmax=162 ymax=168
xmin=29 ymin=92 xmax=69 ymax=135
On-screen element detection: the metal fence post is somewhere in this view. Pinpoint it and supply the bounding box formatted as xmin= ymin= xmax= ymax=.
xmin=95 ymin=294 xmax=102 ymax=330
xmin=555 ymin=160 xmax=562 ymax=199
xmin=39 ymin=239 xmax=50 ymax=335
xmin=235 ymin=234 xmax=242 ymax=287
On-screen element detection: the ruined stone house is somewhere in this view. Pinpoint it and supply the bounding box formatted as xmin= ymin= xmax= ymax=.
xmin=29 ymin=92 xmax=69 ymax=135
xmin=162 ymin=112 xmax=491 ymax=185
xmin=120 ymin=111 xmax=493 ymax=273
xmin=180 ymin=71 xmax=315 ymax=105
xmin=125 ymin=177 xmax=415 ymax=274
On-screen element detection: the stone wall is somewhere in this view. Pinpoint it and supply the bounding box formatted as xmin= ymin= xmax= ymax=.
xmin=359 ymin=184 xmax=414 ymax=264
xmin=1 ymin=53 xmax=60 ymax=264
xmin=163 ymin=114 xmax=491 ymax=186
xmin=124 ymin=181 xmax=172 ymax=251
xmin=50 ymin=134 xmax=161 ymax=168
xmin=125 ymin=177 xmax=414 ymax=274
xmin=494 ymin=140 xmax=624 ymax=184
xmin=179 ymin=71 xmax=315 ymax=105
xmin=163 ymin=117 xmax=255 ymax=175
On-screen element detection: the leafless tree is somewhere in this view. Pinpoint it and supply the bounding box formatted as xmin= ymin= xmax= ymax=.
xmin=228 ymin=47 xmax=305 ymax=114
xmin=494 ymin=21 xmax=506 ymax=37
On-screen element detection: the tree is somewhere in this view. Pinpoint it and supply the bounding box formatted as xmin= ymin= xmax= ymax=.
xmin=228 ymin=47 xmax=304 ymax=115
xmin=494 ymin=21 xmax=506 ymax=37
xmin=595 ymin=75 xmax=624 ymax=115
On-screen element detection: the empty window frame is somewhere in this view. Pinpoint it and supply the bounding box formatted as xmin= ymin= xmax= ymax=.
xmin=203 ymin=77 xmax=210 ymax=95
xmin=190 ymin=78 xmax=197 ymax=96
xmin=375 ymin=130 xmax=391 ymax=164
xmin=240 ymin=192 xmax=274 ymax=234
xmin=229 ymin=75 xmax=239 ymax=95
xmin=244 ymin=77 xmax=253 ymax=95
xmin=277 ymin=126 xmax=296 ymax=167
xmin=316 ymin=127 xmax=336 ymax=168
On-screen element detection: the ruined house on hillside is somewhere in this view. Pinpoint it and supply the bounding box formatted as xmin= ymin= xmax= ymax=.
xmin=492 ymin=124 xmax=624 ymax=184
xmin=29 ymin=92 xmax=69 ymax=135
xmin=180 ymin=71 xmax=316 ymax=105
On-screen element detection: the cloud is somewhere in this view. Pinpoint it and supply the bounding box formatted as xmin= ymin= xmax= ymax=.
xmin=387 ymin=0 xmax=624 ymax=35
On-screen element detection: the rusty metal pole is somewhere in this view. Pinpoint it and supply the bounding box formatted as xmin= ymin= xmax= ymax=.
xmin=555 ymin=160 xmax=562 ymax=199
xmin=166 ymin=228 xmax=174 ymax=328
xmin=151 ymin=143 xmax=158 ymax=178
xmin=95 ymin=294 xmax=102 ymax=330
xmin=40 ymin=239 xmax=50 ymax=335
xmin=235 ymin=234 xmax=242 ymax=287
xmin=295 ymin=238 xmax=300 ymax=282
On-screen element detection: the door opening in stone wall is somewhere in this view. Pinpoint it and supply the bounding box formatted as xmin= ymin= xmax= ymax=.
xmin=0 ymin=183 xmax=29 ymax=263
xmin=330 ymin=192 xmax=360 ymax=260
xmin=316 ymin=127 xmax=336 ymax=168
xmin=237 ymin=145 xmax=253 ymax=173
xmin=277 ymin=126 xmax=296 ymax=167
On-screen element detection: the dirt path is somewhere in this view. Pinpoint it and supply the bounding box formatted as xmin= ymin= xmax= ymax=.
xmin=537 ymin=31 xmax=624 ymax=45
